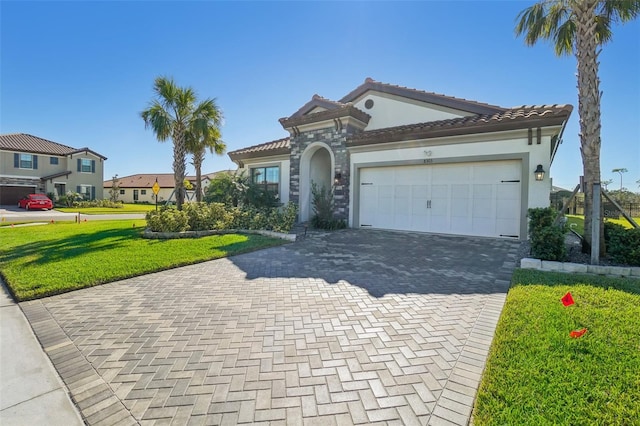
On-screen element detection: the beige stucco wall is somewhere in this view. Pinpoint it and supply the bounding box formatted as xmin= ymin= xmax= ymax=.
xmin=352 ymin=92 xmax=469 ymax=131
xmin=103 ymin=187 xmax=174 ymax=204
xmin=1 ymin=150 xmax=105 ymax=199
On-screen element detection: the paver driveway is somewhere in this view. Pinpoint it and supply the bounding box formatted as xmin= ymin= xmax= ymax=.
xmin=22 ymin=229 xmax=519 ymax=425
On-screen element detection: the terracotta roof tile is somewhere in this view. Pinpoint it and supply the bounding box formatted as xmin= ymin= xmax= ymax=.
xmin=104 ymin=171 xmax=233 ymax=188
xmin=0 ymin=133 xmax=107 ymax=159
xmin=228 ymin=137 xmax=291 ymax=162
xmin=348 ymin=104 xmax=573 ymax=146
xmin=288 ymin=94 xmax=348 ymax=119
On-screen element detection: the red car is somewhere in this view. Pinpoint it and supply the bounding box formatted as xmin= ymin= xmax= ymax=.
xmin=18 ymin=194 xmax=53 ymax=210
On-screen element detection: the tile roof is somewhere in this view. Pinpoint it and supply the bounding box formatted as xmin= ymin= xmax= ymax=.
xmin=106 ymin=174 xmax=176 ymax=188
xmin=228 ymin=80 xmax=572 ymax=162
xmin=228 ymin=137 xmax=291 ymax=162
xmin=104 ymin=171 xmax=234 ymax=188
xmin=348 ymin=104 xmax=573 ymax=146
xmin=0 ymin=133 xmax=107 ymax=159
xmin=289 ymin=94 xmax=347 ymax=119
xmin=279 ymin=105 xmax=371 ymax=130
xmin=339 ymin=78 xmax=506 ymax=115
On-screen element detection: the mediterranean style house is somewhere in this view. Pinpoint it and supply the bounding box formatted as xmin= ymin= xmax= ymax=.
xmin=0 ymin=133 xmax=106 ymax=204
xmin=103 ymin=171 xmax=232 ymax=204
xmin=228 ymin=78 xmax=572 ymax=240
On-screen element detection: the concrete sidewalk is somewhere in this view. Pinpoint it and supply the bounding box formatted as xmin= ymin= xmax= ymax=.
xmin=0 ymin=284 xmax=83 ymax=425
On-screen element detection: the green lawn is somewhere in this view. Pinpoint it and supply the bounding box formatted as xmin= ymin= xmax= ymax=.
xmin=474 ymin=269 xmax=640 ymax=425
xmin=56 ymin=203 xmax=157 ymax=214
xmin=0 ymin=220 xmax=284 ymax=301
xmin=566 ymin=214 xmax=639 ymax=236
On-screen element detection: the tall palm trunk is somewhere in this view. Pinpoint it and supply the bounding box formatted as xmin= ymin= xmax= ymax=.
xmin=575 ymin=0 xmax=605 ymax=254
xmin=172 ymin=128 xmax=187 ymax=210
xmin=192 ymin=148 xmax=205 ymax=203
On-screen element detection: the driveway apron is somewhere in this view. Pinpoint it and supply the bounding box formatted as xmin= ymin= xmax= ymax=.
xmin=21 ymin=229 xmax=519 ymax=425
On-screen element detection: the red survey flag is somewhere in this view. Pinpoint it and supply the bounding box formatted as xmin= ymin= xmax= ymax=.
xmin=570 ymin=328 xmax=588 ymax=338
xmin=561 ymin=292 xmax=574 ymax=306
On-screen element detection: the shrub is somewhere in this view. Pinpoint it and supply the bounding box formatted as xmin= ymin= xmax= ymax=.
xmin=310 ymin=183 xmax=346 ymax=230
xmin=528 ymin=207 xmax=567 ymax=261
xmin=605 ymin=222 xmax=640 ymax=266
xmin=145 ymin=208 xmax=189 ymax=232
xmin=146 ymin=202 xmax=297 ymax=234
xmin=74 ymin=199 xmax=123 ymax=208
xmin=268 ymin=202 xmax=298 ymax=233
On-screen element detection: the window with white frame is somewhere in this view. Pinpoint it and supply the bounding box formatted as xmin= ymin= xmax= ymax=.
xmin=20 ymin=154 xmax=34 ymax=169
xmin=81 ymin=158 xmax=92 ymax=173
xmin=50 ymin=157 xmax=59 ymax=165
xmin=79 ymin=185 xmax=92 ymax=199
xmin=251 ymin=166 xmax=279 ymax=194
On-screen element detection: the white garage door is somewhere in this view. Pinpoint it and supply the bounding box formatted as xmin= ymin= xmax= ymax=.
xmin=359 ymin=160 xmax=521 ymax=238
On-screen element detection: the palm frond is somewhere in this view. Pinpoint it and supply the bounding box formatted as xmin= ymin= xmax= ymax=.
xmin=553 ymin=19 xmax=576 ymax=56
xmin=601 ymin=0 xmax=640 ymax=24
xmin=140 ymin=102 xmax=173 ymax=141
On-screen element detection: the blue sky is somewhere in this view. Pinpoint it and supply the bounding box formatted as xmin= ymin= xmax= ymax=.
xmin=2 ymin=1 xmax=638 ymax=191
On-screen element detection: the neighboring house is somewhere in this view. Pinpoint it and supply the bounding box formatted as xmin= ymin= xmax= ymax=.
xmin=0 ymin=133 xmax=107 ymax=205
xmin=104 ymin=171 xmax=232 ymax=204
xmin=228 ymin=78 xmax=572 ymax=240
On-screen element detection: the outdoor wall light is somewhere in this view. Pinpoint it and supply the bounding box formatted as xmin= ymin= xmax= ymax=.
xmin=534 ymin=164 xmax=545 ymax=181
xmin=334 ymin=172 xmax=342 ymax=185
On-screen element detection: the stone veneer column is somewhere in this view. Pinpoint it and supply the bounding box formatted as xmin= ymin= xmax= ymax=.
xmin=289 ymin=124 xmax=360 ymax=222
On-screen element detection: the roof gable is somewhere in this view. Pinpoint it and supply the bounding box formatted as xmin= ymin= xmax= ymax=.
xmin=288 ymin=95 xmax=346 ymax=119
xmin=348 ymin=104 xmax=573 ymax=147
xmin=340 ymin=78 xmax=506 ymax=115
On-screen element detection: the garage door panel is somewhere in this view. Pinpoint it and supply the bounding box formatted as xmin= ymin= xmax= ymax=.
xmin=0 ymin=185 xmax=38 ymax=205
xmin=359 ymin=160 xmax=521 ymax=238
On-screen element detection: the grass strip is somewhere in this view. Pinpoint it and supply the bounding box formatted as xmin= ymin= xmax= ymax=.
xmin=55 ymin=204 xmax=156 ymax=214
xmin=474 ymin=269 xmax=640 ymax=425
xmin=0 ymin=220 xmax=285 ymax=301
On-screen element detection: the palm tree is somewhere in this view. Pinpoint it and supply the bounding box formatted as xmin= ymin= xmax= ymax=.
xmin=187 ymin=122 xmax=226 ymax=202
xmin=516 ymin=0 xmax=639 ymax=256
xmin=141 ymin=77 xmax=221 ymax=210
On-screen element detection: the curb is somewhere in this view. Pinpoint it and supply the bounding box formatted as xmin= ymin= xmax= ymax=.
xmin=520 ymin=257 xmax=640 ymax=278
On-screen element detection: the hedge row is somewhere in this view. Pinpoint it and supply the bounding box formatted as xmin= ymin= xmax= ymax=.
xmin=146 ymin=202 xmax=297 ymax=234
xmin=528 ymin=207 xmax=567 ymax=261
xmin=605 ymin=222 xmax=640 ymax=266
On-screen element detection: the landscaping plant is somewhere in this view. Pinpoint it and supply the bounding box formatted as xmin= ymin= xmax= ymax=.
xmin=528 ymin=207 xmax=567 ymax=261
xmin=310 ymin=182 xmax=346 ymax=230
xmin=604 ymin=222 xmax=640 ymax=266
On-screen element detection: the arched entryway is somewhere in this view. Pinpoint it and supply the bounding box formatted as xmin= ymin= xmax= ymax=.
xmin=299 ymin=143 xmax=334 ymax=222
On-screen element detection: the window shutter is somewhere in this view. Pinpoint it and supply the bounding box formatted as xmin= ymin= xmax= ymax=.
xmin=76 ymin=185 xmax=81 ymax=193
xmin=33 ymin=155 xmax=38 ymax=169
xmin=14 ymin=153 xmax=19 ymax=168
xmin=91 ymin=186 xmax=96 ymax=200
xmin=77 ymin=159 xmax=81 ymax=172
xmin=91 ymin=160 xmax=96 ymax=173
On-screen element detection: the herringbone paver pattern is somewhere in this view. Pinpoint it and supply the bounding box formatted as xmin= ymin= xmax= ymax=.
xmin=22 ymin=230 xmax=519 ymax=425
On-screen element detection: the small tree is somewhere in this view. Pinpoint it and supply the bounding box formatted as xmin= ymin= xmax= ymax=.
xmin=108 ymin=174 xmax=120 ymax=202
xmin=204 ymin=171 xmax=277 ymax=209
